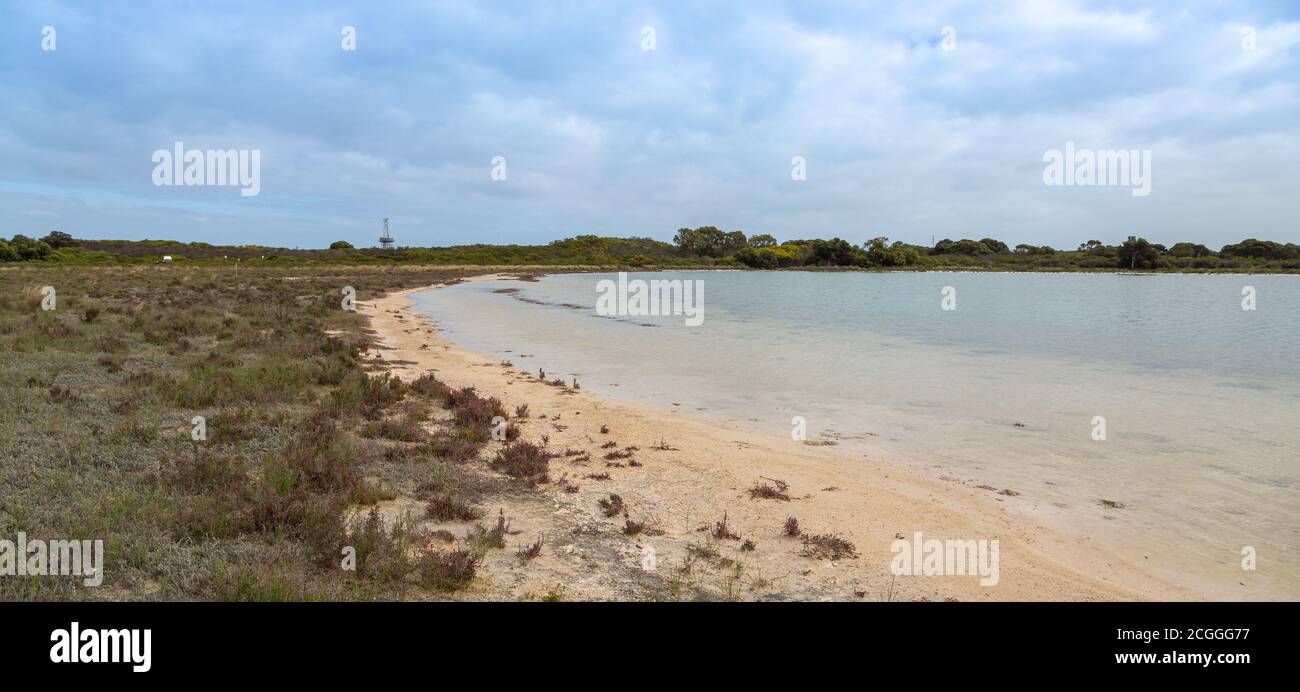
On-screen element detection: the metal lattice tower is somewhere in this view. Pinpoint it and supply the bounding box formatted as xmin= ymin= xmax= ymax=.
xmin=378 ymin=218 xmax=394 ymax=249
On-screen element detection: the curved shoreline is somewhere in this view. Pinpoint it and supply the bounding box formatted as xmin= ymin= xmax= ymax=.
xmin=363 ymin=276 xmax=1194 ymax=601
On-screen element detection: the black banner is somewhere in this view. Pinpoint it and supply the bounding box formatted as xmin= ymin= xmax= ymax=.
xmin=1 ymin=601 xmax=1287 ymax=679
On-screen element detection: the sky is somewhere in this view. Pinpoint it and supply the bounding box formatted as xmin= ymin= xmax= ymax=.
xmin=1 ymin=0 xmax=1298 ymax=251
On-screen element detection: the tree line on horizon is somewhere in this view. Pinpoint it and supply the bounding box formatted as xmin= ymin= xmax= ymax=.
xmin=3 ymin=228 xmax=1298 ymax=272
xmin=671 ymin=225 xmax=1300 ymax=271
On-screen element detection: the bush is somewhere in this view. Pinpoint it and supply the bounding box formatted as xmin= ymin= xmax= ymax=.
xmin=7 ymin=235 xmax=53 ymax=261
xmin=41 ymin=231 xmax=79 ymax=249
xmin=489 ymin=442 xmax=551 ymax=481
xmin=801 ymin=533 xmax=858 ymax=560
xmin=327 ymin=371 xmax=406 ymax=419
xmin=598 ymin=493 xmax=624 ymax=517
xmin=783 ymin=517 xmax=801 ymax=536
xmin=735 ymin=245 xmax=803 ymax=269
xmin=748 ymin=478 xmax=791 ymax=501
xmin=341 ymin=508 xmax=414 ymax=581
xmin=426 ymin=493 xmax=482 ymax=521
xmin=418 ymin=548 xmax=479 ymax=591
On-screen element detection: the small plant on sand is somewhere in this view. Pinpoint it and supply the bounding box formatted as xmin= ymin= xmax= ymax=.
xmin=598 ymin=493 xmax=625 ymax=518
xmin=748 ymin=477 xmax=791 ymax=501
xmin=466 ymin=510 xmax=511 ymax=553
xmin=783 ymin=516 xmax=801 ymax=537
xmin=541 ymin=583 xmax=566 ymax=602
xmin=514 ymin=403 xmax=529 ymax=418
xmin=711 ymin=512 xmax=740 ymax=540
xmin=740 ymin=539 xmax=756 ymax=552
xmin=686 ymin=542 xmax=720 ymax=561
xmin=600 ymin=424 xmax=609 ymax=434
xmin=516 ymin=536 xmax=543 ymax=562
xmin=623 ymin=519 xmax=645 ymax=536
xmin=801 ymin=533 xmax=858 ymax=561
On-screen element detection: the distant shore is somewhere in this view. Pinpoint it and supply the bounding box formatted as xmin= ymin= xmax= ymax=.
xmin=7 ymin=232 xmax=1298 ymax=274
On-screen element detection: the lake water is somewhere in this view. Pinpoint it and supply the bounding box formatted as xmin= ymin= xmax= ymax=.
xmin=410 ymin=271 xmax=1300 ymax=599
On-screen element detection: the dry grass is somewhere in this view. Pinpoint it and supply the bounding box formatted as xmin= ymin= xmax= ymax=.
xmin=418 ymin=548 xmax=480 ymax=592
xmin=800 ymin=533 xmax=859 ymax=560
xmin=0 ymin=264 xmax=525 ymax=601
xmin=748 ymin=477 xmax=791 ymax=501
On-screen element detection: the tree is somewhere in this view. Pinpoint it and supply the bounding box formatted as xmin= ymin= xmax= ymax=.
xmin=933 ymin=238 xmax=996 ymax=255
xmin=736 ymin=245 xmax=801 ymax=268
xmin=721 ymin=231 xmax=748 ymax=255
xmin=672 ymin=226 xmax=746 ymax=257
xmin=0 ymin=239 xmax=17 ymax=262
xmin=806 ymin=238 xmax=863 ymax=266
xmin=8 ymin=235 xmax=53 ymax=261
xmin=1117 ymin=236 xmax=1159 ymax=270
xmin=864 ymin=237 xmax=920 ymax=266
xmin=40 ymin=231 xmax=79 ymax=248
xmin=1220 ymin=239 xmax=1300 ymax=260
xmin=1167 ymin=242 xmax=1213 ymax=258
xmin=978 ymin=237 xmax=1010 ymax=254
xmin=749 ymin=233 xmax=777 ymax=248
xmin=329 ymin=240 xmax=354 ymax=250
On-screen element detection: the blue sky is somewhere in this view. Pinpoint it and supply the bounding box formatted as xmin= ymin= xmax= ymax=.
xmin=1 ymin=0 xmax=1297 ymax=250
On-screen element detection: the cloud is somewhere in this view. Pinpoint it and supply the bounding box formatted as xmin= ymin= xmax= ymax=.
xmin=0 ymin=0 xmax=1297 ymax=249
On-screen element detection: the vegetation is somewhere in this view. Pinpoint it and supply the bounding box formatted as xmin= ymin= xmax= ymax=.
xmin=800 ymin=533 xmax=859 ymax=561
xmin=3 ymin=229 xmax=1295 ymax=272
xmin=747 ymin=478 xmax=791 ymax=501
xmin=783 ymin=517 xmax=801 ymax=537
xmin=4 ymin=234 xmax=720 ymax=268
xmin=0 ymin=263 xmax=549 ymax=600
xmin=728 ymin=232 xmax=1300 ymax=272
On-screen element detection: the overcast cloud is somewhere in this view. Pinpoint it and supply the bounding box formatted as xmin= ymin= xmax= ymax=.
xmin=1 ymin=0 xmax=1297 ymax=249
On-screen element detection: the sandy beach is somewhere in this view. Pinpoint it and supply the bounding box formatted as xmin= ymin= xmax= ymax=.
xmin=360 ymin=275 xmax=1202 ymax=601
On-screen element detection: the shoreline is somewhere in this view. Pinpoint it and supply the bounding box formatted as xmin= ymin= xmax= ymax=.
xmin=362 ymin=276 xmax=1199 ymax=601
